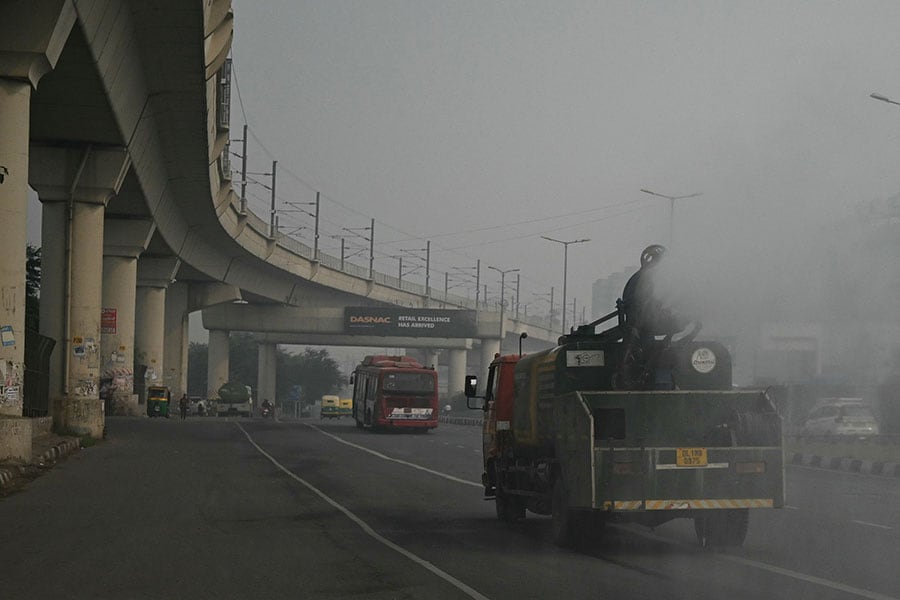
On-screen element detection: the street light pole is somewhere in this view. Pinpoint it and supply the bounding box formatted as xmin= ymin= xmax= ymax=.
xmin=541 ymin=236 xmax=589 ymax=335
xmin=488 ymin=265 xmax=519 ymax=345
xmin=639 ymin=188 xmax=702 ymax=245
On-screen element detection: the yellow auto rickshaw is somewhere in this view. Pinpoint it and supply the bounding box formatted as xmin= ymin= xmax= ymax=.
xmin=338 ymin=398 xmax=353 ymax=418
xmin=320 ymin=395 xmax=340 ymax=419
xmin=147 ymin=385 xmax=171 ymax=418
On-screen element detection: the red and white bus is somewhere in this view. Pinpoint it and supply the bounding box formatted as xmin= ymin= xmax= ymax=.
xmin=351 ymin=355 xmax=439 ymax=432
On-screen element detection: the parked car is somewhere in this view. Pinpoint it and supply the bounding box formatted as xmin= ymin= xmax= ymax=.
xmin=800 ymin=398 xmax=880 ymax=437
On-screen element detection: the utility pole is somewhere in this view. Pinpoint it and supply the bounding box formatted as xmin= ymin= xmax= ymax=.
xmin=313 ymin=191 xmax=320 ymax=260
xmin=239 ymin=123 xmax=248 ymax=213
xmin=268 ymin=160 xmax=278 ymax=237
xmin=369 ymin=218 xmax=375 ymax=280
xmin=550 ymin=286 xmax=555 ymax=329
xmin=425 ymin=240 xmax=431 ymax=296
xmin=515 ymin=273 xmax=520 ymax=320
xmin=340 ymin=237 xmax=345 ymax=271
xmin=476 ymin=260 xmax=481 ymax=309
xmin=444 ymin=272 xmax=450 ymax=308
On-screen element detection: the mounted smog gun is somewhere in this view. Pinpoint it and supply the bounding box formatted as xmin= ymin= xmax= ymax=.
xmin=582 ymin=244 xmax=701 ymax=390
xmin=466 ymin=243 xmax=783 ymax=550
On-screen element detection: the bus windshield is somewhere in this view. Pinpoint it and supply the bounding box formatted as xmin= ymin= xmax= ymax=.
xmin=382 ymin=372 xmax=434 ymax=395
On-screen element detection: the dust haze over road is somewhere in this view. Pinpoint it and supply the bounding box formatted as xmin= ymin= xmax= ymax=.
xmin=230 ymin=1 xmax=900 ymax=323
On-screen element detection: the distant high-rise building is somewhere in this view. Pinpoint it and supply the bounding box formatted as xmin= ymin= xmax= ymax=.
xmin=591 ymin=266 xmax=638 ymax=320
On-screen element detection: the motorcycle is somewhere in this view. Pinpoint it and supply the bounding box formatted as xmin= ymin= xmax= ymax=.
xmin=260 ymin=404 xmax=273 ymax=419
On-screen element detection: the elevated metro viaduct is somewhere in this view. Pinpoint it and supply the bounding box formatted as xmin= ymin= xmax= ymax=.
xmin=0 ymin=1 xmax=557 ymax=463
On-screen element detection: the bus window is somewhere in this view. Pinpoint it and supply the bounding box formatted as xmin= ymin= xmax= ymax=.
xmin=382 ymin=372 xmax=434 ymax=394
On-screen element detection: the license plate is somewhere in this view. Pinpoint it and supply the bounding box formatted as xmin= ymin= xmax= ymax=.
xmin=676 ymin=447 xmax=707 ymax=467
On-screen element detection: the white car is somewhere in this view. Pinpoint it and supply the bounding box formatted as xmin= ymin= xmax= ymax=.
xmin=801 ymin=398 xmax=880 ymax=437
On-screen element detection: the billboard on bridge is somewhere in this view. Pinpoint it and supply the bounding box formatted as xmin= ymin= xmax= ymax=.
xmin=344 ymin=307 xmax=476 ymax=338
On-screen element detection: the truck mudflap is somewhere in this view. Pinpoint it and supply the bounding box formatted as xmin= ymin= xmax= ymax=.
xmin=554 ymin=390 xmax=785 ymax=513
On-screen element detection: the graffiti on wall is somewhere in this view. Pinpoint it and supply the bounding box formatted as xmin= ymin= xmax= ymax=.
xmin=74 ymin=377 xmax=97 ymax=398
xmin=101 ymin=365 xmax=135 ymax=415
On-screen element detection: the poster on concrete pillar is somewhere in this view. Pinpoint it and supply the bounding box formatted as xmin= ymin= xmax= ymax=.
xmin=101 ymin=308 xmax=117 ymax=335
xmin=344 ymin=307 xmax=476 ymax=338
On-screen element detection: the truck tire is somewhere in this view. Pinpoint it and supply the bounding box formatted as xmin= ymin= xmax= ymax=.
xmin=694 ymin=509 xmax=748 ymax=548
xmin=551 ymin=478 xmax=578 ymax=547
xmin=495 ymin=491 xmax=526 ymax=523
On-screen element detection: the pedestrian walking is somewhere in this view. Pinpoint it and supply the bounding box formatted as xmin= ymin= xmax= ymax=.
xmin=179 ymin=394 xmax=189 ymax=420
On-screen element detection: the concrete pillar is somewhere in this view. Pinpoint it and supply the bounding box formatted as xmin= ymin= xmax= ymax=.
xmin=164 ymin=281 xmax=189 ymax=400
xmin=207 ymin=329 xmax=230 ymax=399
xmin=0 ymin=3 xmax=76 ymax=459
xmin=0 ymin=79 xmax=32 ymax=421
xmin=134 ymin=257 xmax=180 ymax=405
xmin=134 ymin=286 xmax=165 ymax=398
xmin=101 ymin=219 xmax=154 ymax=416
xmin=32 ymin=146 xmax=131 ymax=438
xmin=446 ymin=348 xmax=466 ymax=400
xmin=425 ymin=350 xmax=440 ymax=371
xmin=257 ymin=342 xmax=276 ymax=408
xmin=40 ymin=202 xmax=66 ymax=403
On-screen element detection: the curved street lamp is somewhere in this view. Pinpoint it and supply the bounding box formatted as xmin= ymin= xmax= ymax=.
xmin=640 ymin=188 xmax=702 ymax=245
xmin=541 ymin=236 xmax=589 ymax=334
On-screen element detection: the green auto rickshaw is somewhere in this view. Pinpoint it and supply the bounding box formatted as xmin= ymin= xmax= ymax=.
xmin=147 ymin=385 xmax=171 ymax=418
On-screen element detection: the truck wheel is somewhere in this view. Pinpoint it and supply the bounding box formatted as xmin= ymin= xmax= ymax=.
xmin=493 ymin=462 xmax=525 ymax=522
xmin=551 ymin=478 xmax=578 ymax=547
xmin=694 ymin=509 xmax=748 ymax=548
xmin=496 ymin=491 xmax=525 ymax=523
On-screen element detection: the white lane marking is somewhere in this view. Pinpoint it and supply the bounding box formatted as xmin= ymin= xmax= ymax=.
xmin=784 ymin=505 xmax=799 ymax=510
xmin=457 ymin=445 xmax=466 ymax=449
xmin=307 ymin=425 xmax=898 ymax=599
xmin=308 ymin=424 xmax=482 ymax=488
xmin=720 ymin=553 xmax=899 ymax=600
xmin=236 ymin=423 xmax=492 ymax=600
xmin=621 ymin=526 xmax=900 ymax=600
xmin=852 ymin=520 xmax=892 ymax=531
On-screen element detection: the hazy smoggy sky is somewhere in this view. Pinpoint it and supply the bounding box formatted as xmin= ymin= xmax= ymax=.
xmin=227 ymin=1 xmax=900 ymax=322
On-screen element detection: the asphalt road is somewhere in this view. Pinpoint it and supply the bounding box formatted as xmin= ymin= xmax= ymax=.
xmin=1 ymin=416 xmax=898 ymax=600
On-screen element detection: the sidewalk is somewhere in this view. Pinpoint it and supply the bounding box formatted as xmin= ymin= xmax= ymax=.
xmin=0 ymin=432 xmax=81 ymax=490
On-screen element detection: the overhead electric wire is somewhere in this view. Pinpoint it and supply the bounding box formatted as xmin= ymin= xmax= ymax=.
xmin=229 ymin=53 xmax=645 ymax=297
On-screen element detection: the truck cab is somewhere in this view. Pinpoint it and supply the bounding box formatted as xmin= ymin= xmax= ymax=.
xmin=477 ymin=354 xmax=519 ymax=497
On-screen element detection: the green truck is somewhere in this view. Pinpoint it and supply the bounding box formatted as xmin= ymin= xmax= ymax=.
xmin=467 ymin=316 xmax=784 ymax=548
